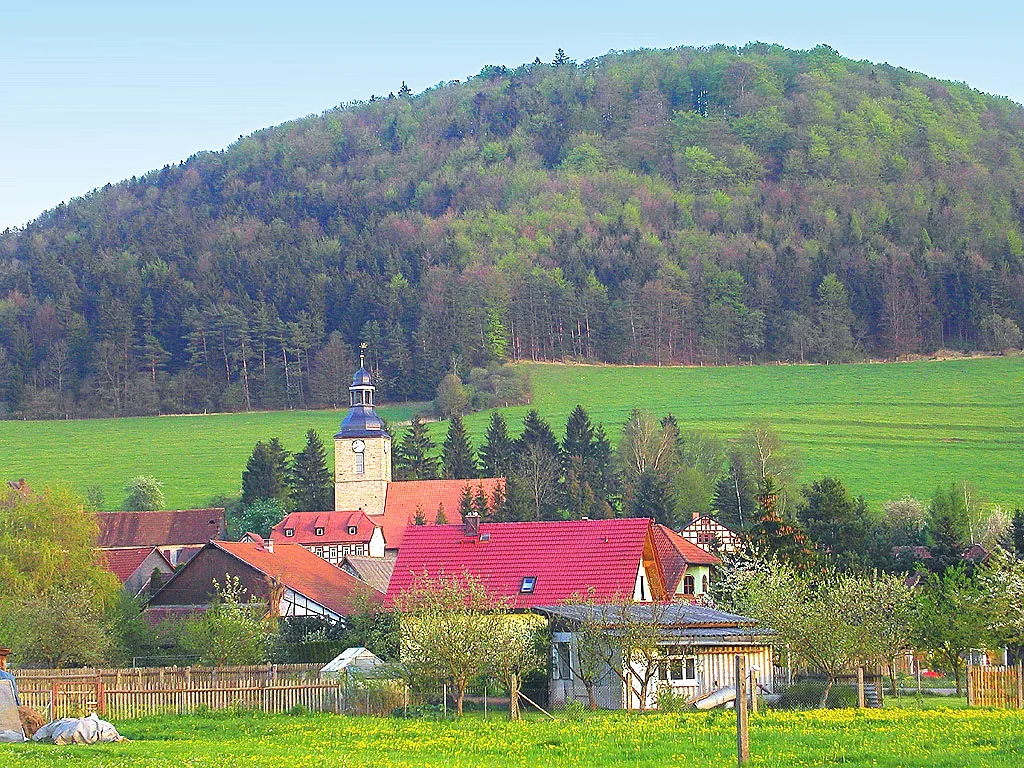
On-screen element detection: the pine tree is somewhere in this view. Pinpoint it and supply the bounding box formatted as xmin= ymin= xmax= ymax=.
xmin=563 ymin=404 xmax=595 ymax=471
xmin=442 ymin=415 xmax=477 ymax=479
xmin=458 ymin=484 xmax=475 ymax=519
xmin=435 ymin=503 xmax=449 ymax=525
xmin=479 ymin=412 xmax=516 ymax=477
xmin=413 ymin=504 xmax=427 ymax=525
xmin=473 ymin=484 xmax=490 ymax=518
xmin=289 ymin=429 xmax=333 ymax=511
xmin=398 ymin=81 xmax=412 ymax=97
xmin=241 ymin=439 xmax=291 ymax=507
xmin=748 ymin=477 xmax=814 ymax=568
xmin=628 ymin=469 xmax=675 ymax=526
xmin=520 ymin=409 xmax=561 ymax=460
xmin=797 ymin=476 xmax=869 ymax=564
xmin=395 ymin=415 xmax=438 ymax=480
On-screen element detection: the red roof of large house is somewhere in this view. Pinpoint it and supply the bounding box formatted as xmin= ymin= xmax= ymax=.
xmin=269 ymin=510 xmax=379 ymax=546
xmin=99 ymin=546 xmax=171 ymax=583
xmin=385 ymin=517 xmax=663 ymax=609
xmin=211 ymin=540 xmax=382 ymax=615
xmin=652 ymin=525 xmax=720 ymax=594
xmin=97 ymin=509 xmax=226 ymax=549
xmin=378 ymin=478 xmax=505 ymax=549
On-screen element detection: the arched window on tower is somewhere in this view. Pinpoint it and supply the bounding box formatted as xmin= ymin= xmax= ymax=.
xmin=683 ymin=575 xmax=695 ymax=595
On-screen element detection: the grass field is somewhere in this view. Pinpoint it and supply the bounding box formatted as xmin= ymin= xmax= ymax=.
xmin=1 ymin=356 xmax=1022 ymax=510
xmin=3 ymin=707 xmax=1022 ymax=767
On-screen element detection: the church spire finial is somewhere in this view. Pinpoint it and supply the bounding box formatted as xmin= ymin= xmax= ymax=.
xmin=359 ymin=342 xmax=367 ymax=369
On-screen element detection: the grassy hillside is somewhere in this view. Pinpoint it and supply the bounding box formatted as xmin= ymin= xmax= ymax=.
xmin=1 ymin=357 xmax=1021 ymax=511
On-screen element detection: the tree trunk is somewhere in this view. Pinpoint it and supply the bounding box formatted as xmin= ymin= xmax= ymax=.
xmin=585 ymin=681 xmax=597 ymax=710
xmin=819 ymin=677 xmax=835 ymax=708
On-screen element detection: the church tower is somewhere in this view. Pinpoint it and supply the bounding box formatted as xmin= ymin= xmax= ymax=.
xmin=334 ymin=352 xmax=391 ymax=515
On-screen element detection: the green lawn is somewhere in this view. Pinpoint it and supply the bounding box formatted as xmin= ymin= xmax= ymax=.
xmin=3 ymin=707 xmax=1022 ymax=767
xmin=1 ymin=356 xmax=1022 ymax=510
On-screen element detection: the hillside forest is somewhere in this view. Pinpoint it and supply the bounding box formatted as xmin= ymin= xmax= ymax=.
xmin=2 ymin=43 xmax=1024 ymax=418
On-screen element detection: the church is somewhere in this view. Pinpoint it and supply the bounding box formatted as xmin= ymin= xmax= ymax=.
xmin=270 ymin=358 xmax=504 ymax=561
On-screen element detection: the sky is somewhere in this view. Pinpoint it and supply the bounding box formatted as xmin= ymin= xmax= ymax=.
xmin=2 ymin=1 xmax=1023 ymax=231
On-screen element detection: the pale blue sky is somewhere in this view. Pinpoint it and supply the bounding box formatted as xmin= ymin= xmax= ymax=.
xmin=2 ymin=1 xmax=1022 ymax=231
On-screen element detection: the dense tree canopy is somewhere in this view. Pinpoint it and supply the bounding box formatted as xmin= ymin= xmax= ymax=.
xmin=2 ymin=44 xmax=1023 ymax=419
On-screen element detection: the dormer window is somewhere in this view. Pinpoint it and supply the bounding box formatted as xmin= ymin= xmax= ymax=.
xmin=520 ymin=576 xmax=537 ymax=594
xmin=683 ymin=575 xmax=695 ymax=595
xmin=315 ymin=527 xmax=325 ymax=536
xmin=284 ymin=528 xmax=295 ymax=537
xmin=347 ymin=525 xmax=358 ymax=536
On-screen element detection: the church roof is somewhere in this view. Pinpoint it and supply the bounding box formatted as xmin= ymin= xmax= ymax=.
xmin=377 ymin=478 xmax=505 ymax=549
xmin=351 ymin=367 xmax=373 ymax=387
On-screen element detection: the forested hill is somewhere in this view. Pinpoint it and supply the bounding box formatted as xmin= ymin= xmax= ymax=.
xmin=3 ymin=43 xmax=1024 ymax=419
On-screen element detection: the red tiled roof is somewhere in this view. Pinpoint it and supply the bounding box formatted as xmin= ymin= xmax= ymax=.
xmin=269 ymin=510 xmax=379 ymax=546
xmin=212 ymin=540 xmax=382 ymax=616
xmin=379 ymin=478 xmax=504 ymax=549
xmin=99 ymin=546 xmax=170 ymax=583
xmin=97 ymin=509 xmax=226 ymax=548
xmin=652 ymin=525 xmax=720 ymax=594
xmin=385 ymin=517 xmax=661 ymax=609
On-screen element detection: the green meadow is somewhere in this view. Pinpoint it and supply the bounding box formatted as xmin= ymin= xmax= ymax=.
xmin=1 ymin=356 xmax=1022 ymax=510
xmin=3 ymin=707 xmax=1022 ymax=768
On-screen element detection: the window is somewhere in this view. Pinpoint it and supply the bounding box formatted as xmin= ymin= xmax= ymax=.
xmin=520 ymin=576 xmax=537 ymax=594
xmin=553 ymin=643 xmax=571 ymax=680
xmin=284 ymin=528 xmax=295 ymax=537
xmin=315 ymin=527 xmax=325 ymax=536
xmin=660 ymin=653 xmax=698 ymax=683
xmin=354 ymin=452 xmax=365 ymax=475
xmin=683 ymin=575 xmax=695 ymax=595
xmin=347 ymin=525 xmax=358 ymax=536
xmin=701 ymin=575 xmax=709 ymax=594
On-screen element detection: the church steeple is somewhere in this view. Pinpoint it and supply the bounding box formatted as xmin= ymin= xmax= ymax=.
xmin=334 ymin=347 xmax=391 ymax=515
xmin=335 ymin=345 xmax=390 ymax=439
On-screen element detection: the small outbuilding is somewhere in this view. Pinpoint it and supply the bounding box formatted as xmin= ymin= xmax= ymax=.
xmin=321 ymin=647 xmax=385 ymax=679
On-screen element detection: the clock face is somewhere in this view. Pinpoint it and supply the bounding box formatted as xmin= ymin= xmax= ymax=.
xmin=352 ymin=439 xmax=366 ymax=453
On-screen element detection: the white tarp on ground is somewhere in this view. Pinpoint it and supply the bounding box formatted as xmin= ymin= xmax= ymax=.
xmin=32 ymin=714 xmax=124 ymax=745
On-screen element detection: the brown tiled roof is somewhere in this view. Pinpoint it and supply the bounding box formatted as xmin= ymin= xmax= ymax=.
xmin=99 ymin=546 xmax=171 ymax=583
xmin=653 ymin=525 xmax=720 ymax=594
xmin=212 ymin=540 xmax=382 ymax=616
xmin=379 ymin=478 xmax=505 ymax=548
xmin=97 ymin=509 xmax=226 ymax=548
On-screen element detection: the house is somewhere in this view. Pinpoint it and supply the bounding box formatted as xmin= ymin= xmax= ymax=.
xmin=679 ymin=513 xmax=742 ymax=554
xmin=328 ymin=358 xmax=504 ymax=555
xmin=96 ymin=508 xmax=226 ymax=566
xmin=99 ymin=546 xmax=174 ymax=598
xmin=385 ymin=516 xmax=668 ymax=608
xmin=146 ymin=537 xmax=382 ymax=623
xmin=539 ymin=602 xmax=774 ymax=710
xmin=269 ymin=510 xmax=385 ymax=562
xmin=653 ymin=524 xmax=720 ymax=600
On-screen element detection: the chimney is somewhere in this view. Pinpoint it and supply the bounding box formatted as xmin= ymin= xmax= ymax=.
xmin=692 ymin=511 xmax=700 ymax=521
xmin=464 ymin=510 xmax=481 ymax=537
xmin=267 ymin=538 xmax=274 ymax=553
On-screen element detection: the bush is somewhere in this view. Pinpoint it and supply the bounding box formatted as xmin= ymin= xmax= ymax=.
xmin=656 ymin=686 xmax=691 ymax=712
xmin=777 ymin=681 xmax=858 ymax=709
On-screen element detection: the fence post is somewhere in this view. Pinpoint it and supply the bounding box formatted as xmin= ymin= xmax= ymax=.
xmin=1017 ymin=662 xmax=1024 ymax=710
xmin=735 ymin=655 xmax=749 ymax=766
xmin=750 ymin=669 xmax=758 ymax=714
xmin=484 ymin=680 xmax=488 ymax=720
xmin=443 ymin=682 xmax=447 ymax=717
xmin=966 ymin=665 xmax=974 ymax=706
xmin=857 ymin=667 xmax=865 ymax=709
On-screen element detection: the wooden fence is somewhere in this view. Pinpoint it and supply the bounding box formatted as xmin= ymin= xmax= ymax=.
xmin=13 ymin=664 xmax=403 ymax=719
xmin=967 ymin=664 xmax=1024 ymax=708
